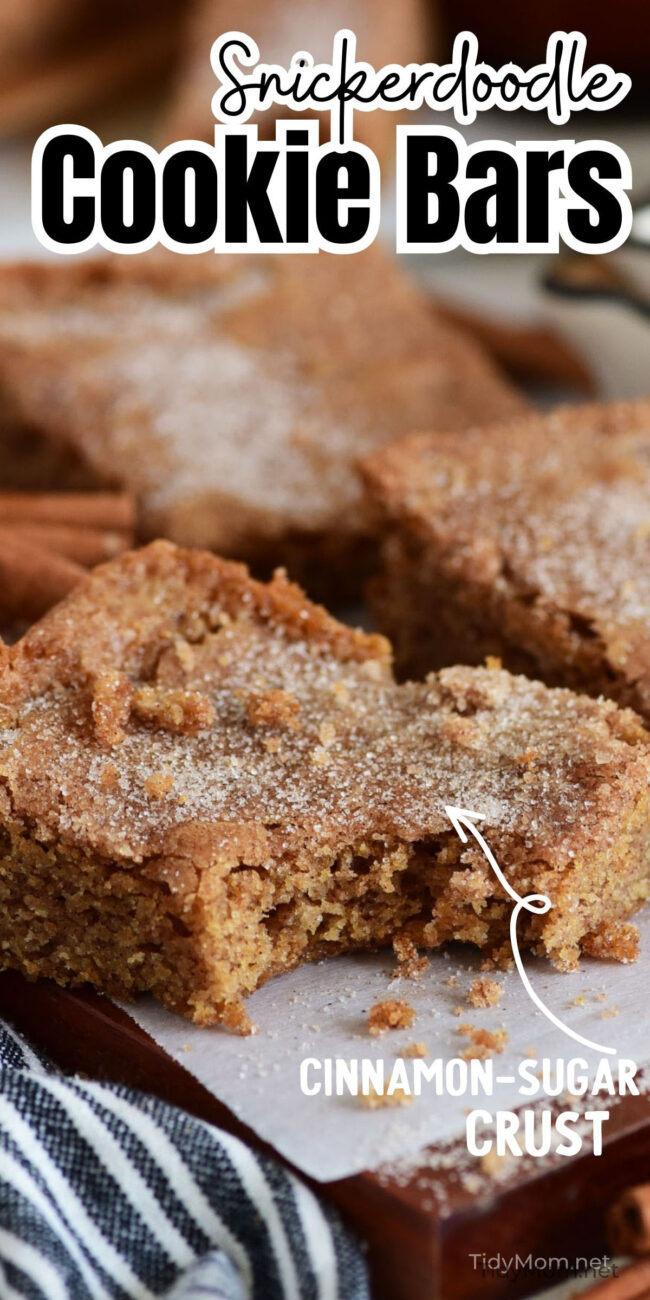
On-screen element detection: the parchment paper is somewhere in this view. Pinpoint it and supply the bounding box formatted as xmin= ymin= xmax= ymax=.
xmin=123 ymin=910 xmax=650 ymax=1182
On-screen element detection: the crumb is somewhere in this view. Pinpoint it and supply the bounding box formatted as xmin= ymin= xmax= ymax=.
xmin=91 ymin=671 xmax=132 ymax=746
xmin=392 ymin=934 xmax=429 ymax=979
xmin=360 ymin=1086 xmax=413 ymax=1109
xmin=572 ymin=995 xmax=586 ymax=1006
xmin=439 ymin=715 xmax=481 ymax=748
xmin=601 ymin=1005 xmax=620 ymax=1019
xmin=445 ymin=975 xmax=458 ymax=987
xmin=452 ymin=1005 xmax=464 ymax=1017
xmin=402 ymin=1042 xmax=429 ymax=1058
xmin=133 ymin=685 xmax=215 ymax=736
xmin=368 ymin=999 xmax=416 ymax=1036
xmin=100 ymin=762 xmax=119 ymax=789
xmin=524 ymin=1047 xmax=537 ymax=1058
xmin=468 ymin=977 xmax=503 ymax=1009
xmin=246 ymin=688 xmax=301 ymax=730
xmin=144 ymin=771 xmax=174 ymax=798
xmin=457 ymin=1024 xmax=508 ymax=1059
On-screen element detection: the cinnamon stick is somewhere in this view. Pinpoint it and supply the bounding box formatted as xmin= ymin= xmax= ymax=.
xmin=0 ymin=533 xmax=84 ymax=621
xmin=0 ymin=491 xmax=136 ymax=533
xmin=0 ymin=523 xmax=130 ymax=568
xmin=609 ymin=1183 xmax=650 ymax=1256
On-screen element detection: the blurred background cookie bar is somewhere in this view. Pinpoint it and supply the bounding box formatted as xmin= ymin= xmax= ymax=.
xmin=0 ymin=248 xmax=524 ymax=601
xmin=363 ymin=399 xmax=650 ymax=723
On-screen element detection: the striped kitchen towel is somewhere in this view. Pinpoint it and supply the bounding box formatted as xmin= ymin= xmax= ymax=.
xmin=0 ymin=1019 xmax=369 ymax=1300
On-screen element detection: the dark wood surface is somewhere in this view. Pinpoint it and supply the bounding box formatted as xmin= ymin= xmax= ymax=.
xmin=0 ymin=971 xmax=648 ymax=1300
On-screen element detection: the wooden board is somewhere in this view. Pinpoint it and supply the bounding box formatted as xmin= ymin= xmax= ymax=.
xmin=0 ymin=971 xmax=648 ymax=1300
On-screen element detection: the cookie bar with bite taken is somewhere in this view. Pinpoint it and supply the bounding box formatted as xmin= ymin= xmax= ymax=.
xmin=0 ymin=541 xmax=648 ymax=1028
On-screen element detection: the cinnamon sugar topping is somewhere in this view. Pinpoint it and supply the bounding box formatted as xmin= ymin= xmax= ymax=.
xmin=1 ymin=541 xmax=650 ymax=1025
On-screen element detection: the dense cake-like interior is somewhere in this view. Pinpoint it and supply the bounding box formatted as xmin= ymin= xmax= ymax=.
xmin=166 ymin=0 xmax=430 ymax=163
xmin=0 ymin=541 xmax=649 ymax=1027
xmin=0 ymin=249 xmax=524 ymax=599
xmin=364 ymin=399 xmax=650 ymax=713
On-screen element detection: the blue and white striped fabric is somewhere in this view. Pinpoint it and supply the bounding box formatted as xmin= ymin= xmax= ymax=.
xmin=0 ymin=1020 xmax=369 ymax=1300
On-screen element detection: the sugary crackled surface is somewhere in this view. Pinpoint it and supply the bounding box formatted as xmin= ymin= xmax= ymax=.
xmin=364 ymin=401 xmax=650 ymax=691
xmin=0 ymin=542 xmax=647 ymax=871
xmin=0 ymin=249 xmax=524 ymax=548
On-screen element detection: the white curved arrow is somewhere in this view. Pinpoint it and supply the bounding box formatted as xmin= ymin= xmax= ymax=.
xmin=444 ymin=805 xmax=616 ymax=1056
